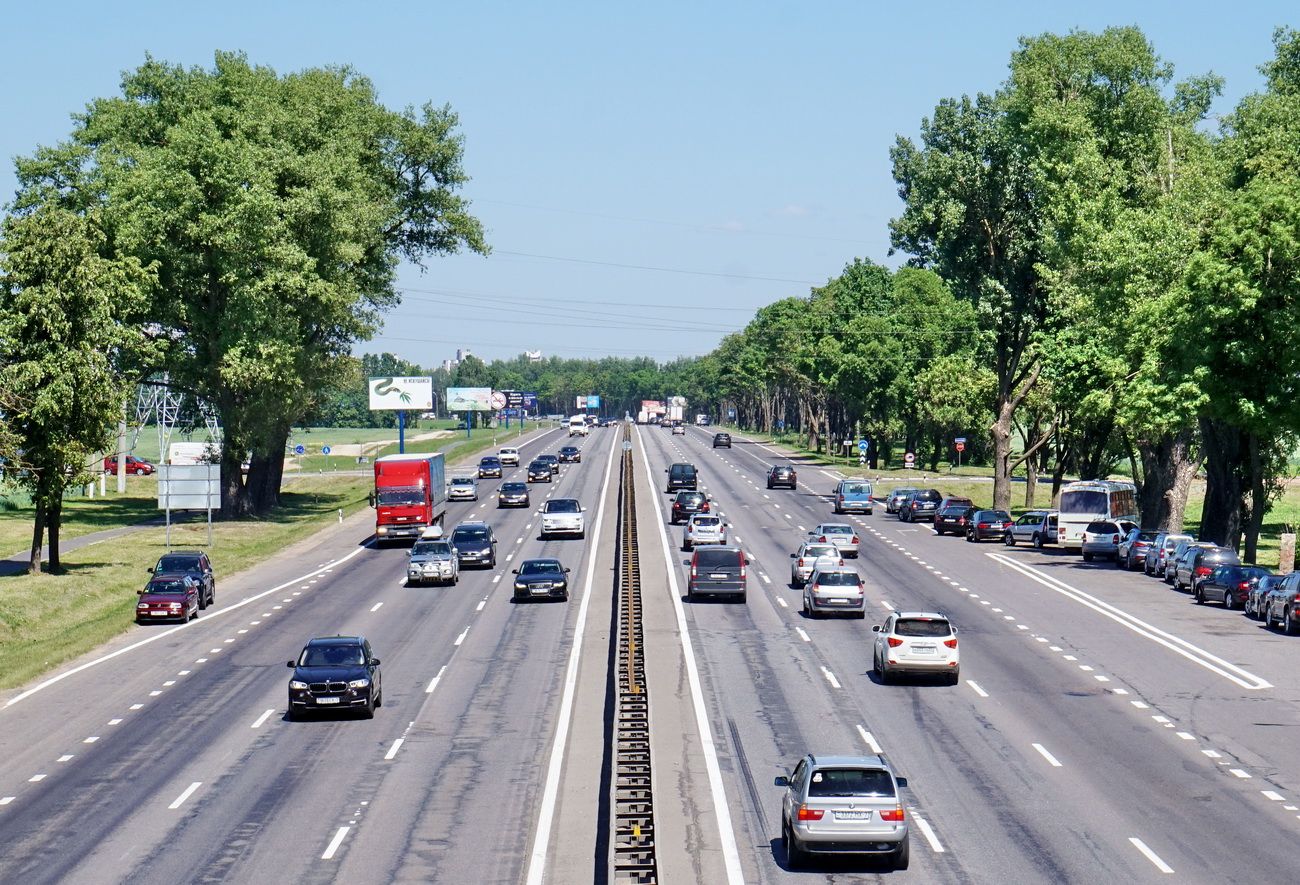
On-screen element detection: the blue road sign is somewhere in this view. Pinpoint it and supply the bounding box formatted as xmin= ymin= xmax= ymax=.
xmin=294 ymin=445 xmax=305 ymax=455
xmin=321 ymin=446 xmax=331 ymax=455
xmin=858 ymin=440 xmax=869 ymax=452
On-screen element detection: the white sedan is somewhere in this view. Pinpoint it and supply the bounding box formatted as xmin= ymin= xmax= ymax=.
xmin=809 ymin=523 xmax=859 ymax=558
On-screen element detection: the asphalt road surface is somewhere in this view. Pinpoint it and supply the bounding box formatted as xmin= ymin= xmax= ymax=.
xmin=1 ymin=422 xmax=1298 ymax=883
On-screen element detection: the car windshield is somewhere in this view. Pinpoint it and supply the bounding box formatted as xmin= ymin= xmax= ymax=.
xmin=412 ymin=541 xmax=451 ymax=556
xmin=546 ymin=500 xmax=580 ymax=513
xmin=530 ymin=461 xmax=548 ymax=469
xmin=895 ymin=618 xmax=953 ymax=637
xmin=521 ymin=561 xmax=563 ymax=576
xmin=452 ymin=529 xmax=490 ymax=542
xmin=808 ymin=768 xmax=894 ymax=798
xmin=803 ymin=545 xmax=838 ymax=558
xmin=501 ymin=483 xmax=526 ymax=493
xmin=451 ymin=478 xmax=475 ymax=487
xmin=814 ymin=572 xmax=860 ymax=586
xmin=157 ymin=556 xmax=199 ymax=571
xmin=301 ymin=645 xmax=365 ymax=667
xmin=377 ymin=488 xmax=425 ymax=505
xmin=916 ymin=490 xmax=942 ymax=502
xmin=480 ymin=458 xmax=499 ymax=464
xmin=147 ymin=581 xmax=189 ymax=594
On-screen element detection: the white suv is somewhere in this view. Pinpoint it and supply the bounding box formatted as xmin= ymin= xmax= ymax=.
xmin=872 ymin=611 xmax=960 ymax=684
xmin=682 ymin=514 xmax=727 ymax=551
xmin=498 ymin=447 xmax=520 ymax=467
xmin=540 ymin=498 xmax=586 ymax=539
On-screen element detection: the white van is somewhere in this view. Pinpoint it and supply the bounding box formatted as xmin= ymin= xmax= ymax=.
xmin=567 ymin=416 xmax=589 ymax=436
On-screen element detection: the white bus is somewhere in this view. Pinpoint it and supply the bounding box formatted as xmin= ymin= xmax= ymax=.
xmin=1056 ymin=480 xmax=1138 ymax=549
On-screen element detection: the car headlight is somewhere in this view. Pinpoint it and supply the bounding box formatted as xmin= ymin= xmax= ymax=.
xmin=289 ymin=680 xmax=309 ymax=690
xmin=136 ymin=603 xmax=148 ymax=609
xmin=515 ymin=582 xmax=527 ymax=591
xmin=348 ymin=678 xmax=371 ymax=690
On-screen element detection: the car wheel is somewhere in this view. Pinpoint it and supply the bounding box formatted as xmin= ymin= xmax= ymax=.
xmin=737 ymin=591 xmax=747 ymax=604
xmin=893 ymin=833 xmax=911 ymax=870
xmin=1004 ymin=533 xmax=1015 ymax=547
xmin=1225 ymin=593 xmax=1238 ymax=611
xmin=1194 ymin=587 xmax=1205 ymax=604
xmin=1083 ymin=552 xmax=1093 ymax=562
xmin=135 ymin=467 xmax=146 ymax=475
xmin=783 ymin=822 xmax=807 ymax=871
xmin=948 ymin=669 xmax=961 ymax=686
xmin=489 ymin=554 xmax=497 ymax=568
xmin=1033 ymin=533 xmax=1044 ymax=549
xmin=1264 ymin=605 xmax=1276 ymax=629
xmin=934 ymin=526 xmax=945 ymax=536
xmin=375 ymin=688 xmax=383 ymax=708
xmin=1286 ymin=609 xmax=1300 ymax=636
xmin=965 ymin=530 xmax=975 ymax=543
xmin=361 ymin=696 xmax=375 ymax=719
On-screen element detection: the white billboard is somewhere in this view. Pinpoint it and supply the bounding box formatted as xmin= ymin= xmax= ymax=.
xmin=445 ymin=387 xmax=493 ymax=411
xmin=368 ymin=377 xmax=434 ymax=411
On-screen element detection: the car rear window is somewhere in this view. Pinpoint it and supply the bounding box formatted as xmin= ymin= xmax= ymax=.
xmin=841 ymin=483 xmax=870 ymax=494
xmin=814 ymin=572 xmax=861 ymax=586
xmin=691 ymin=516 xmax=721 ymax=526
xmin=895 ymin=618 xmax=952 ymax=637
xmin=916 ymin=490 xmax=942 ymax=502
xmin=1086 ymin=521 xmax=1118 ymax=533
xmin=820 ymin=525 xmax=853 ymax=535
xmin=808 ymin=768 xmax=894 ymax=798
xmin=452 ymin=528 xmax=490 ymax=542
xmin=693 ymin=548 xmax=741 ymax=568
xmin=804 ymin=545 xmax=838 ymax=558
xmin=412 ymin=541 xmax=451 ymax=555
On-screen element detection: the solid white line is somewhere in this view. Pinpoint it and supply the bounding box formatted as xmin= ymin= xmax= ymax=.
xmin=821 ymin=667 xmax=842 ymax=689
xmin=251 ymin=709 xmax=275 ymax=729
xmin=967 ymin=680 xmax=989 ymax=697
xmin=524 ymin=430 xmax=620 ymax=885
xmin=6 ymin=547 xmax=368 ymax=707
xmin=385 ymin=739 xmax=404 ymax=760
xmin=913 ymin=814 xmax=946 ymax=852
xmin=168 ymin=782 xmax=202 ymax=810
xmin=426 ymin=665 xmax=447 ymax=694
xmin=1032 ymin=743 xmax=1063 ymax=767
xmin=1129 ymin=837 xmax=1174 ymax=873
xmin=856 ymin=725 xmax=882 ymax=754
xmin=322 ymin=826 xmax=351 ymax=860
xmin=988 ymin=553 xmax=1272 ymax=690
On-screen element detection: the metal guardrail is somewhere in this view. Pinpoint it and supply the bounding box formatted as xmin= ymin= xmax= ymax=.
xmin=611 ymin=424 xmax=658 ymax=883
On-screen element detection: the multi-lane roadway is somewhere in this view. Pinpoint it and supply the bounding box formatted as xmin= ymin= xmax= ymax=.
xmin=1 ymin=422 xmax=1298 ymax=883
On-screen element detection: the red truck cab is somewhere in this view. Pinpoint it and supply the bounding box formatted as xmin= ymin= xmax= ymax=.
xmin=373 ymin=453 xmax=447 ymax=543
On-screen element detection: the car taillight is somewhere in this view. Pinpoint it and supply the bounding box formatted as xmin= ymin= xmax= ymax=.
xmin=702 ymin=502 xmax=710 ymax=511
xmin=797 ymin=806 xmax=825 ymax=821
xmin=943 ymin=638 xmax=958 ymax=649
xmin=880 ymin=807 xmax=905 ymax=822
xmin=797 ymin=558 xmax=806 ymax=567
xmin=887 ymin=637 xmax=904 ymax=647
xmin=851 ymin=536 xmax=859 ymax=544
xmin=818 ymin=536 xmax=827 ymax=543
xmin=690 ymin=564 xmax=697 ymax=579
xmin=1238 ymin=582 xmax=1251 ymax=590
xmin=838 ymin=495 xmax=845 ymax=502
xmin=1111 ymin=534 xmax=1120 ymax=542
xmin=739 ymin=562 xmax=747 ymax=580
xmin=1195 ymin=565 xmax=1211 ymax=577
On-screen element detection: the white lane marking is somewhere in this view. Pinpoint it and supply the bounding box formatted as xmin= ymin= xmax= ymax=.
xmin=385 ymin=739 xmax=404 ymax=760
xmin=322 ymin=826 xmax=351 ymax=860
xmin=1176 ymin=732 xmax=1195 ymax=741
xmin=1263 ymin=790 xmax=1286 ymax=801
xmin=1032 ymin=743 xmax=1063 ymax=767
xmin=759 ymin=573 xmax=771 ymax=584
xmin=28 ymin=774 xmax=45 ymax=782
xmin=426 ymin=665 xmax=447 ymax=694
xmin=1132 ymin=701 xmax=1149 ymax=709
xmin=1129 ymin=837 xmax=1174 ymax=873
xmin=6 ymin=548 xmax=367 ymax=707
xmin=526 ymin=430 xmax=634 ymax=885
xmin=776 ymin=597 xmax=788 ymax=608
xmin=967 ymin=680 xmax=989 ymax=697
xmin=0 ymin=797 xmax=12 ymax=805
xmin=370 ymin=603 xmax=383 ymax=612
xmin=913 ymin=814 xmax=946 ymax=852
xmin=881 ymin=600 xmax=895 ymax=611
xmin=1203 ymin=750 xmax=1222 ymax=758
xmin=454 ymin=628 xmax=470 ymax=646
xmin=168 ymin=782 xmax=202 ymax=809
xmin=821 ymin=667 xmax=842 ymax=689
xmin=492 ymin=575 xmax=501 ymax=584
xmin=856 ymin=725 xmax=882 ymax=754
xmin=57 ymin=755 xmax=73 ymax=763
xmin=1063 ymin=655 xmax=1077 ymax=661
xmin=84 ymin=736 xmax=99 ymax=743
xmin=1079 ymin=665 xmax=1094 ymax=671
xmin=251 ymin=710 xmax=275 ymax=729
xmin=1093 ymin=674 xmax=1109 ymax=682
xmin=794 ymin=628 xmax=811 ymax=642
xmin=476 ymin=600 xmax=487 ymax=612
xmin=1230 ymin=769 xmax=1252 ymax=779
xmin=505 ymin=553 xmax=514 ymax=563
xmin=989 ymin=553 xmax=1273 ymax=690
xmin=109 ymin=718 xmax=122 ymax=725
xmin=130 ymin=704 xmax=143 ymax=710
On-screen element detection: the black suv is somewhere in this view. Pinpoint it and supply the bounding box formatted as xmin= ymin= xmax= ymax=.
xmin=899 ymin=489 xmax=942 ymax=522
xmin=287 ymin=635 xmax=382 ymax=719
xmin=450 ymin=522 xmax=497 ymax=568
xmin=149 ymin=550 xmax=216 ymax=609
xmin=766 ymin=464 xmax=797 ymax=489
xmin=712 ymin=433 xmax=732 ymax=448
xmin=671 ymin=490 xmax=710 ymax=524
xmin=666 ymin=462 xmax=698 ymax=492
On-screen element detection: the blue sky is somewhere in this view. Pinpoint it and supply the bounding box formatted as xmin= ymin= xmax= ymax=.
xmin=3 ymin=2 xmax=1293 ymax=367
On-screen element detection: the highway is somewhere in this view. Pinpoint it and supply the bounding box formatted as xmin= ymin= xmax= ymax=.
xmin=1 ymin=421 xmax=1298 ymax=883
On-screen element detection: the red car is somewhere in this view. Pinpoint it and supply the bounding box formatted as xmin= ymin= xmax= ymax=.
xmin=104 ymin=455 xmax=156 ymax=475
xmin=136 ymin=574 xmax=202 ymax=623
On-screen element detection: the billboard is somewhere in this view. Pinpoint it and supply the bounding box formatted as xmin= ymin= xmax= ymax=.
xmin=587 ymin=395 xmax=601 ymax=408
xmin=576 ymin=396 xmax=587 ymax=409
xmin=445 ymin=387 xmax=493 ymax=411
xmin=641 ymin=400 xmax=665 ymax=416
xmin=369 ymin=377 xmax=434 ymax=411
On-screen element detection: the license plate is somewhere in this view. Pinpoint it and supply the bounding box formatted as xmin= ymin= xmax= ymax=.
xmin=710 ymin=573 xmax=729 ymax=579
xmin=830 ymin=598 xmax=849 ymax=604
xmin=837 ymin=811 xmax=871 ymax=820
xmin=316 ymin=697 xmax=340 ymax=705
xmin=912 ymin=645 xmax=936 ymax=653
xmin=151 ymin=611 xmax=169 ymax=616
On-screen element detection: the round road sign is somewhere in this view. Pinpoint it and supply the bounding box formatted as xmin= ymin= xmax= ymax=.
xmin=294 ymin=444 xmax=306 ymax=455
xmin=904 ymin=452 xmax=915 ymax=466
xmin=858 ymin=439 xmax=868 ymax=452
xmin=955 ymin=442 xmax=965 ymax=452
xmin=489 ymin=391 xmax=507 ymax=410
xmin=322 ymin=446 xmax=332 ymax=455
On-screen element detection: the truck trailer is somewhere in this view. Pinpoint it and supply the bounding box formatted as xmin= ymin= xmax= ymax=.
xmin=373 ymin=452 xmax=447 ymax=543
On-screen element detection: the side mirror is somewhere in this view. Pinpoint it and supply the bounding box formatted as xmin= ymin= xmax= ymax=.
xmin=564 ymin=568 xmax=572 ymax=573
xmin=286 ymin=661 xmax=296 ymax=668
xmin=896 ymin=776 xmax=908 ymax=788
xmin=774 ymin=776 xmax=789 ymax=787
xmin=871 ymin=625 xmax=881 ymax=633
xmin=511 ymin=569 xmax=519 ymax=574
xmin=790 ymin=553 xmax=797 ymax=558
xmin=137 ymin=589 xmax=146 ymax=596
xmin=370 ymin=658 xmax=381 ymax=666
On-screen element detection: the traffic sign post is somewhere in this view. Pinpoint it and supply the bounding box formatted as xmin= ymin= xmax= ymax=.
xmin=954 ymin=437 xmax=966 ymax=470
xmin=322 ymin=445 xmax=331 ymax=472
xmin=904 ymin=451 xmax=915 ymax=470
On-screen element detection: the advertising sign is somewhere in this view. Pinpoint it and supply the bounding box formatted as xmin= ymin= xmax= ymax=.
xmin=368 ymin=376 xmax=433 ymax=411
xmin=576 ymin=396 xmax=588 ymax=409
xmin=587 ymin=395 xmax=601 ymax=408
xmin=521 ymin=392 xmax=538 ymax=408
xmin=640 ymin=400 xmax=665 ymax=416
xmin=445 ymin=387 xmax=494 ymax=411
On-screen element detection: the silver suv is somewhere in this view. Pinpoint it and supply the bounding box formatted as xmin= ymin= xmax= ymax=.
xmin=682 ymin=513 xmax=727 ymax=550
xmin=802 ymin=566 xmax=865 ymax=618
xmin=775 ymin=754 xmax=910 ymax=870
xmin=406 ymin=538 xmax=459 ymax=586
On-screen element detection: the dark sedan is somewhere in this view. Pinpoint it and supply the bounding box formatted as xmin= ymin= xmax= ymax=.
xmin=933 ymin=502 xmax=975 ymax=536
xmin=558 ymin=446 xmax=582 ymax=463
xmin=287 ymin=635 xmax=382 ymax=719
xmin=527 ymin=459 xmax=553 ymax=482
xmin=539 ymin=454 xmax=561 ymax=475
xmin=512 ymin=559 xmax=571 ymax=602
xmin=150 ymin=550 xmax=215 ymax=609
xmin=1196 ymin=564 xmax=1272 ymax=610
xmin=477 ymin=456 xmax=503 ymax=478
xmin=497 ymin=482 xmax=530 ymax=508
xmin=767 ymin=464 xmax=797 ymax=489
xmin=966 ymin=510 xmax=1011 ymax=543
xmin=712 ymin=433 xmax=732 ymax=448
xmin=899 ymin=489 xmax=942 ymax=523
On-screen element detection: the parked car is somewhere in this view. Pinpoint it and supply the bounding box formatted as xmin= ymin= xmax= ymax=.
xmin=873 ymin=611 xmax=960 ymax=684
xmin=790 ymin=542 xmax=844 ymax=588
xmin=135 ymin=573 xmax=203 ymax=623
xmin=966 ymin=510 xmax=1012 ymax=543
xmin=682 ymin=513 xmax=727 ymax=550
xmin=286 ymin=635 xmax=382 ymax=719
xmin=104 ymin=454 xmax=156 ymax=475
xmin=1145 ymin=532 xmax=1192 ymax=577
xmin=665 ymin=462 xmax=698 ymax=492
xmin=1196 ymin=564 xmax=1272 ymax=609
xmin=498 ymin=447 xmax=520 ymax=467
xmin=149 ymin=550 xmax=215 ymax=609
xmin=1262 ymin=572 xmax=1300 ymax=633
xmin=558 ymin=446 xmax=582 ymax=463
xmin=1246 ymin=574 xmax=1288 ymax=620
xmin=1117 ymin=528 xmax=1160 ymax=570
xmin=775 ymin=754 xmax=910 ymax=871
xmin=527 ymin=459 xmax=553 ymax=482
xmin=1174 ymin=546 xmax=1241 ymax=594
xmin=670 ymin=490 xmax=710 ymax=524
xmin=477 ymin=456 xmax=503 ymax=478
xmin=832 ymin=479 xmax=873 ymax=515
xmin=406 ymin=536 xmax=459 ymax=586
xmin=448 ymin=476 xmax=479 ymax=501
xmin=1003 ymin=510 xmax=1057 ymax=548
xmin=802 ymin=566 xmax=866 ymax=618
xmin=540 ymin=498 xmax=586 ymax=539
xmin=512 ymin=559 xmax=571 ymax=602
xmin=933 ymin=501 xmax=975 ymax=536
xmin=809 ymin=523 xmax=859 ymax=557
xmin=898 ymin=489 xmax=942 ymax=522
xmin=449 ymin=522 xmax=497 ymax=568
xmin=885 ymin=487 xmax=917 ymax=514
xmin=1080 ymin=519 xmax=1137 ymax=561
xmin=687 ymin=546 xmax=747 ymax=602
xmin=712 ymin=433 xmax=732 ymax=448
xmin=497 ymin=482 xmax=530 ymax=508
xmin=767 ymin=464 xmax=797 ymax=489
